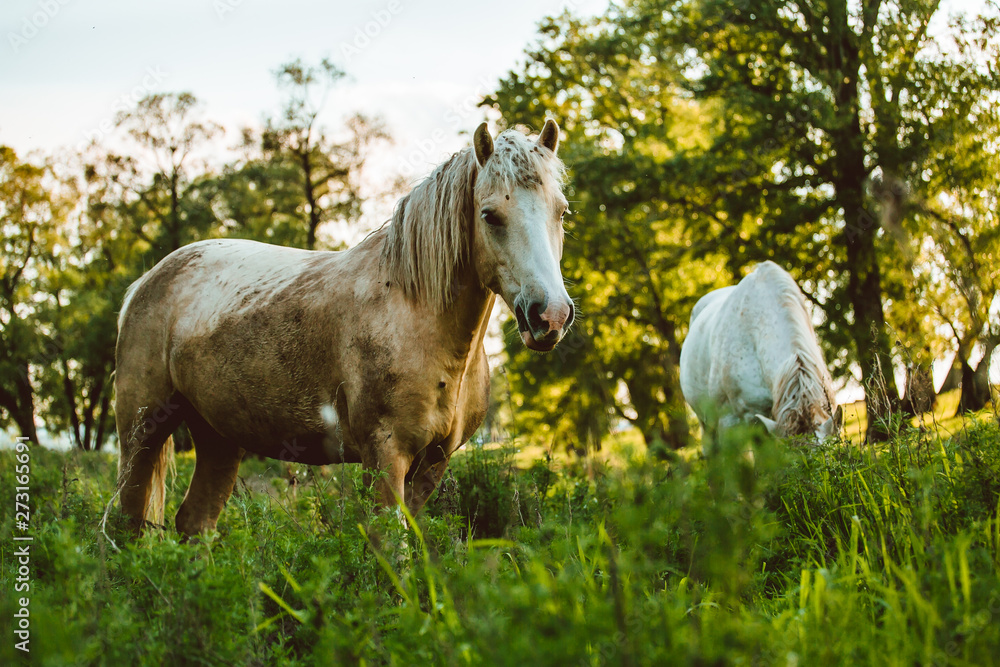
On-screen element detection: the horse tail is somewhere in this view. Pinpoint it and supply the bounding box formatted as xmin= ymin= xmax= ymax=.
xmin=771 ymin=352 xmax=830 ymax=436
xmin=145 ymin=435 xmax=175 ymax=525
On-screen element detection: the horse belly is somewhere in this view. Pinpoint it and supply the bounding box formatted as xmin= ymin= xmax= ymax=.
xmin=170 ymin=329 xmax=353 ymax=463
xmin=239 ymin=431 xmax=362 ymax=465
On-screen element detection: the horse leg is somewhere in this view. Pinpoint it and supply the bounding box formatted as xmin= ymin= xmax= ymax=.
xmin=115 ymin=390 xmax=186 ymax=530
xmin=698 ymin=418 xmax=713 ymax=457
xmin=363 ymin=441 xmax=412 ymax=510
xmin=404 ymin=444 xmax=451 ymax=514
xmin=175 ymin=410 xmax=245 ymax=537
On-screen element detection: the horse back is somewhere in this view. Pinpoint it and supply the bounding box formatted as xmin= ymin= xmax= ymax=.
xmin=682 ymin=262 xmax=831 ymax=427
xmin=117 ymin=239 xmax=370 ymax=455
xmin=117 ymin=237 xmax=490 ymax=463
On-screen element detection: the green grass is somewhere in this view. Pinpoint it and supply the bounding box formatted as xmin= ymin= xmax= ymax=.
xmin=2 ymin=413 xmax=1000 ymax=665
xmin=840 ymin=389 xmax=985 ymax=442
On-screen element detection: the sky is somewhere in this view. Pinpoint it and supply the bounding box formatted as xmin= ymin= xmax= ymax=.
xmin=0 ymin=0 xmax=604 ymax=182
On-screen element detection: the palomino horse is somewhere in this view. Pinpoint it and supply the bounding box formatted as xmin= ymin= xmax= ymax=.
xmin=115 ymin=120 xmax=574 ymax=535
xmin=679 ymin=261 xmax=841 ymax=445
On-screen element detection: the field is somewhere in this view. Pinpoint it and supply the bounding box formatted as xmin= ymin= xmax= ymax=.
xmin=2 ymin=408 xmax=1000 ymax=666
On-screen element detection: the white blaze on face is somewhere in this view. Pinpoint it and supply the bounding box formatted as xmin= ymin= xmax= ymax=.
xmin=472 ymin=120 xmax=571 ymax=351
xmin=484 ymin=185 xmax=573 ymax=350
xmin=511 ymin=187 xmax=568 ymax=308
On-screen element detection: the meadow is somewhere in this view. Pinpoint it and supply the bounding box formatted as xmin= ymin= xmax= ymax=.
xmin=2 ymin=403 xmax=999 ymax=666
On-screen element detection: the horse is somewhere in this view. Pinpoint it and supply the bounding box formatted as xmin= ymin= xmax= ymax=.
xmin=679 ymin=261 xmax=841 ymax=446
xmin=114 ymin=119 xmax=574 ymax=536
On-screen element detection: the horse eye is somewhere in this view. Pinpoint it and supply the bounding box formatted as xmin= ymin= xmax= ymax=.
xmin=481 ymin=209 xmax=503 ymax=226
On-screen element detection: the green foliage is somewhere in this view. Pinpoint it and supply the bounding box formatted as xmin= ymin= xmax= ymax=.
xmin=0 ymin=58 xmax=392 ymax=450
xmin=489 ymin=0 xmax=1000 ymax=447
xmin=425 ymin=443 xmax=522 ymax=539
xmin=488 ymin=14 xmax=728 ymax=451
xmin=0 ymin=146 xmax=78 ymax=443
xmin=3 ymin=419 xmax=999 ymax=665
xmin=223 ymin=58 xmax=391 ymax=250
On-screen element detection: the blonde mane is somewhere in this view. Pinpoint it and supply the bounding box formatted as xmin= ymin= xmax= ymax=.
xmin=382 ymin=128 xmax=565 ymax=311
xmin=768 ymin=274 xmax=837 ymax=436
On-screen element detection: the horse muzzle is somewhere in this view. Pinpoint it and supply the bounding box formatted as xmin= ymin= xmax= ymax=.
xmin=513 ymin=293 xmax=575 ymax=352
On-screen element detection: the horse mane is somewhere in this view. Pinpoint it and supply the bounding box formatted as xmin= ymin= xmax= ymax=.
xmin=382 ymin=128 xmax=565 ymax=311
xmin=764 ymin=267 xmax=837 ymax=436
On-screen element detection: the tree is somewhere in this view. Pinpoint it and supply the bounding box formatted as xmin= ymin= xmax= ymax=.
xmin=33 ymin=268 xmax=117 ymax=451
xmin=913 ymin=181 xmax=1000 ymax=414
xmin=113 ymin=92 xmax=222 ymax=258
xmin=259 ymin=58 xmax=389 ymax=249
xmin=862 ymin=3 xmax=1000 ymax=416
xmin=489 ymin=0 xmax=999 ymax=449
xmin=28 ymin=151 xmax=148 ymax=450
xmin=663 ymin=0 xmax=1000 ymax=437
xmin=1 ymin=67 xmax=395 ymax=449
xmin=486 ymin=12 xmax=735 ymax=452
xmin=0 ymin=147 xmax=68 ymax=443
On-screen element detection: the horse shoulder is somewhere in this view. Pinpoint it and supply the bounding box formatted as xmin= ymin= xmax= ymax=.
xmin=395 ymin=344 xmax=489 ymax=457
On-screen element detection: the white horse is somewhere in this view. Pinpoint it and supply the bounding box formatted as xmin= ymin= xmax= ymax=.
xmin=680 ymin=261 xmax=841 ymax=444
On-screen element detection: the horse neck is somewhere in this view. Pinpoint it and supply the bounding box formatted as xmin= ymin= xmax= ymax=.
xmin=767 ymin=327 xmax=835 ymax=433
xmin=441 ymin=263 xmax=494 ymax=358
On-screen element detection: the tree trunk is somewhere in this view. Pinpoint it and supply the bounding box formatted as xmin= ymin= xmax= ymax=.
xmin=958 ymin=339 xmax=996 ymax=414
xmin=60 ymin=358 xmax=85 ymax=450
xmin=614 ymin=218 xmax=690 ymax=451
xmin=843 ymin=220 xmax=900 ymax=442
xmin=830 ymin=0 xmax=899 ymax=441
xmin=301 ymin=149 xmax=321 ymax=249
xmin=82 ymin=389 xmax=95 ymax=452
xmin=167 ymin=168 xmax=182 ymax=253
xmin=7 ymin=362 xmax=40 ymax=444
xmin=81 ymin=377 xmax=104 ymax=453
xmin=662 ymin=321 xmax=690 ymax=450
xmin=93 ymin=388 xmax=111 ymax=451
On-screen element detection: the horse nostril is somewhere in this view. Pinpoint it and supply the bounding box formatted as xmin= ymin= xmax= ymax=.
xmin=527 ymin=301 xmax=545 ymax=332
xmin=514 ymin=303 xmax=529 ymax=333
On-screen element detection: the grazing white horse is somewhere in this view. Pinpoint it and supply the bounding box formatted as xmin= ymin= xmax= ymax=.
xmin=680 ymin=261 xmax=841 ymax=444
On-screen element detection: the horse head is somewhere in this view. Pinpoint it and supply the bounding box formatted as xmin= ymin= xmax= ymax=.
xmin=755 ymin=404 xmax=844 ymax=442
xmin=470 ymin=120 xmax=574 ymax=351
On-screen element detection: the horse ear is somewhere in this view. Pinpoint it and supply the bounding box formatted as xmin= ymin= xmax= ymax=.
xmin=537 ymin=118 xmax=560 ymax=154
xmin=473 ymin=122 xmax=494 ymax=167
xmin=754 ymin=414 xmax=780 ymax=435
